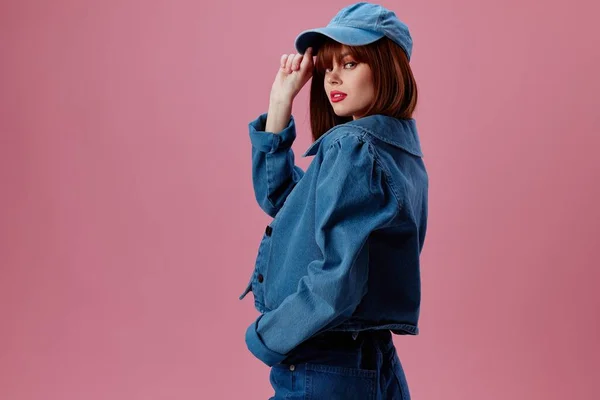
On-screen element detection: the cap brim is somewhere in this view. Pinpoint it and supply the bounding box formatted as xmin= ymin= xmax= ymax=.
xmin=294 ymin=26 xmax=384 ymax=54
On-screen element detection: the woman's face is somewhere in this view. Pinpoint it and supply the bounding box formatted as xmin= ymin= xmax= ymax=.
xmin=323 ymin=47 xmax=375 ymax=120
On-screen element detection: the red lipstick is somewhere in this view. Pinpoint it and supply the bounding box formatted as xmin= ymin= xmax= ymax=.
xmin=330 ymin=90 xmax=347 ymax=102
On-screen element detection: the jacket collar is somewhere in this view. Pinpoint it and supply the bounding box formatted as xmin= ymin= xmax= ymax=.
xmin=302 ymin=115 xmax=423 ymax=157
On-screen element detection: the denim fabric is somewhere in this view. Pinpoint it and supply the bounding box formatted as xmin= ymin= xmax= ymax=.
xmin=295 ymin=2 xmax=413 ymax=61
xmin=241 ymin=112 xmax=428 ymax=367
xmin=268 ymin=330 xmax=411 ymax=399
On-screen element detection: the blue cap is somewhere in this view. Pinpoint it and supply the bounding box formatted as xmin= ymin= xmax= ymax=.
xmin=294 ymin=2 xmax=413 ymax=61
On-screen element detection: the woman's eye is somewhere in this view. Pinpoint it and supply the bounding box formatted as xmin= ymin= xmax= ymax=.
xmin=325 ymin=62 xmax=355 ymax=73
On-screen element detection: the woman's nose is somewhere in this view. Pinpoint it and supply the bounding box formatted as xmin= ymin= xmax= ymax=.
xmin=327 ymin=71 xmax=340 ymax=84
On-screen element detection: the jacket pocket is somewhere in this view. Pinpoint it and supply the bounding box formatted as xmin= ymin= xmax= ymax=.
xmin=304 ymin=363 xmax=377 ymax=400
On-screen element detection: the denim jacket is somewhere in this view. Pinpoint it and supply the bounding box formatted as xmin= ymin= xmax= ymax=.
xmin=240 ymin=112 xmax=428 ymax=366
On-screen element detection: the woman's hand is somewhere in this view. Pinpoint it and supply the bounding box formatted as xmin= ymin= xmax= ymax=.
xmin=270 ymin=47 xmax=314 ymax=104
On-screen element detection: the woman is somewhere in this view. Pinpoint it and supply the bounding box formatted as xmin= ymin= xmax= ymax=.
xmin=240 ymin=2 xmax=428 ymax=399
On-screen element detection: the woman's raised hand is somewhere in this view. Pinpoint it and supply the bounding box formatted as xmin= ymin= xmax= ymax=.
xmin=270 ymin=47 xmax=314 ymax=104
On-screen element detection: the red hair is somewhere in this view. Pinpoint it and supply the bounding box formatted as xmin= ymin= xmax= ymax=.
xmin=309 ymin=36 xmax=418 ymax=141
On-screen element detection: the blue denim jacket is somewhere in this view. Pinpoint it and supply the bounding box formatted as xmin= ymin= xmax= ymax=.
xmin=241 ymin=112 xmax=428 ymax=367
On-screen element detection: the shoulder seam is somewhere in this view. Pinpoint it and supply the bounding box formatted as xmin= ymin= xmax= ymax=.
xmin=322 ymin=130 xmax=404 ymax=214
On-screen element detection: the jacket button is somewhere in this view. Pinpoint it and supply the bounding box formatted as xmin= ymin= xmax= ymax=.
xmin=265 ymin=225 xmax=272 ymax=236
xmin=257 ymin=274 xmax=264 ymax=283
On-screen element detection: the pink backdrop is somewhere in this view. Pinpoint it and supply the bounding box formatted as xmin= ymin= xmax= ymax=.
xmin=1 ymin=0 xmax=598 ymax=399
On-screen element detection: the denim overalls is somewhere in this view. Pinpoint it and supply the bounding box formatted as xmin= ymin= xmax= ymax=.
xmin=241 ymin=112 xmax=427 ymax=398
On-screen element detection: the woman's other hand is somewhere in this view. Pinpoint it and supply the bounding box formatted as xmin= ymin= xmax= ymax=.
xmin=270 ymin=47 xmax=314 ymax=104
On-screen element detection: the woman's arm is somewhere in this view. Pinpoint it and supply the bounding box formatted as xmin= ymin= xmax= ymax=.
xmin=248 ymin=48 xmax=314 ymax=217
xmin=248 ymin=104 xmax=305 ymax=218
xmin=265 ymin=98 xmax=292 ymax=134
xmin=245 ymin=133 xmax=400 ymax=366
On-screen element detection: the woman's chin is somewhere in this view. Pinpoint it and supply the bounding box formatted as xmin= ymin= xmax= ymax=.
xmin=331 ymin=108 xmax=354 ymax=118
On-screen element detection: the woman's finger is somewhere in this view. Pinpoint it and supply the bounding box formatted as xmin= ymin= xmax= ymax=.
xmin=285 ymin=53 xmax=294 ymax=73
xmin=291 ymin=53 xmax=303 ymax=71
xmin=300 ymin=47 xmax=313 ymax=70
xmin=280 ymin=54 xmax=288 ymax=69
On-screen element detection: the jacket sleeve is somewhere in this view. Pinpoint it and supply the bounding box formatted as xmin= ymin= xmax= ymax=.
xmin=245 ymin=134 xmax=400 ymax=366
xmin=249 ymin=113 xmax=305 ymax=218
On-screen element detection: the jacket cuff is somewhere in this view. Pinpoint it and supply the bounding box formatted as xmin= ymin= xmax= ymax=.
xmin=249 ymin=113 xmax=296 ymax=154
xmin=245 ymin=315 xmax=287 ymax=367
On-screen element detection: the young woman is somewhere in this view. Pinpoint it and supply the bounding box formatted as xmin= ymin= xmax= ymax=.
xmin=240 ymin=2 xmax=428 ymax=399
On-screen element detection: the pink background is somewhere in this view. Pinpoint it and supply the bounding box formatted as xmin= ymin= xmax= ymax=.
xmin=1 ymin=0 xmax=599 ymax=399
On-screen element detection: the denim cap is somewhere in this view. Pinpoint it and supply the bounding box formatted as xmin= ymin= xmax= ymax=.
xmin=294 ymin=2 xmax=413 ymax=61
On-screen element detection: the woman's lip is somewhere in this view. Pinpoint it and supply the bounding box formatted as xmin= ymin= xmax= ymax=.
xmin=330 ymin=93 xmax=347 ymax=102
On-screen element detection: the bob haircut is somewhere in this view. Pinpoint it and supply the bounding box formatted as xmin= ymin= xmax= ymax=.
xmin=309 ymin=36 xmax=418 ymax=141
